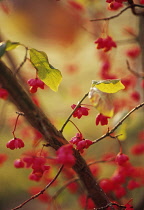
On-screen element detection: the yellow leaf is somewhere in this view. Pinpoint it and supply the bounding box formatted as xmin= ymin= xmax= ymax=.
xmin=92 ymin=79 xmax=125 ymax=93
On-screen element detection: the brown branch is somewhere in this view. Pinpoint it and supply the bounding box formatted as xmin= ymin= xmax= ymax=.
xmin=0 ymin=60 xmax=115 ymax=209
xmin=93 ymin=101 xmax=144 ymax=144
xmin=11 ymin=165 xmax=64 ymax=210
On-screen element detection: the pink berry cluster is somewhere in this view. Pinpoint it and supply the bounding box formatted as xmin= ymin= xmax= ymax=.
xmin=70 ymin=133 xmax=93 ymax=153
xmin=27 ymin=78 xmax=45 ymax=93
xmin=99 ymin=152 xmax=143 ymax=199
xmin=14 ymin=151 xmax=50 ymax=182
xmin=94 ymin=36 xmax=117 ymax=52
xmin=106 ymin=0 xmax=127 ymax=10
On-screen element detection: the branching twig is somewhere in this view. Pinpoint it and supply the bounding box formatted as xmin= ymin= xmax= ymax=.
xmin=90 ymin=4 xmax=144 ymax=22
xmin=93 ymin=102 xmax=144 ymax=144
xmin=11 ymin=165 xmax=64 ymax=210
xmin=60 ymin=93 xmax=89 ymax=133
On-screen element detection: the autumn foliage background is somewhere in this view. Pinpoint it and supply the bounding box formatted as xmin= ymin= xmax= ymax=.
xmin=0 ymin=0 xmax=144 ymax=210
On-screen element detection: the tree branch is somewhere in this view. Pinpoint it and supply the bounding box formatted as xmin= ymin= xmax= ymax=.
xmin=0 ymin=60 xmax=115 ymax=209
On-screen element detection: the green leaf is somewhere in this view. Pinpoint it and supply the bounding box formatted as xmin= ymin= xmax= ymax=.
xmin=92 ymin=79 xmax=125 ymax=93
xmin=5 ymin=40 xmax=20 ymax=51
xmin=0 ymin=42 xmax=6 ymax=57
xmin=29 ymin=48 xmax=62 ymax=92
xmin=0 ymin=40 xmax=20 ymax=57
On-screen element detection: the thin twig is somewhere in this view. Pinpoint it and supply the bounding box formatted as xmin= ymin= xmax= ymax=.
xmin=126 ymin=60 xmax=144 ymax=78
xmin=14 ymin=47 xmax=28 ymax=75
xmin=90 ymin=4 xmax=144 ymax=22
xmin=11 ymin=165 xmax=64 ymax=210
xmin=93 ymin=102 xmax=144 ymax=144
xmin=60 ymin=93 xmax=89 ymax=133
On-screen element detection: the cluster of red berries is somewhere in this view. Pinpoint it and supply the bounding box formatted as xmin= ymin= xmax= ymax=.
xmin=27 ymin=78 xmax=45 ymax=93
xmin=14 ymin=152 xmax=50 ymax=182
xmin=99 ymin=152 xmax=143 ymax=199
xmin=94 ymin=36 xmax=117 ymax=52
xmin=70 ymin=133 xmax=93 ymax=153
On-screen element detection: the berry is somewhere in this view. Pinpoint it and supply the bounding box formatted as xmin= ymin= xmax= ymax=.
xmin=27 ymin=78 xmax=45 ymax=93
xmin=94 ymin=36 xmax=117 ymax=52
xmin=114 ymin=186 xmax=126 ymax=198
xmin=131 ymin=91 xmax=140 ymax=102
xmin=14 ymin=159 xmax=25 ymax=168
xmin=115 ymin=153 xmax=129 ymax=166
xmin=0 ymin=154 xmax=7 ymax=166
xmin=71 ymin=104 xmax=90 ymax=119
xmin=95 ymin=113 xmax=110 ymax=126
xmin=131 ymin=143 xmax=144 ymax=155
xmin=0 ymin=88 xmax=9 ymax=100
xmin=6 ymin=138 xmax=24 ymax=150
xmin=70 ymin=133 xmax=92 ymax=153
xmin=127 ymin=180 xmax=140 ymax=190
xmin=126 ymin=47 xmax=141 ymax=58
xmin=56 ymin=144 xmax=76 ymax=167
xmin=99 ymin=179 xmax=114 ymax=192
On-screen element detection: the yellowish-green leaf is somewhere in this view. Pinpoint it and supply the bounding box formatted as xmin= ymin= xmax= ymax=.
xmin=0 ymin=42 xmax=6 ymax=57
xmin=92 ymin=79 xmax=125 ymax=93
xmin=29 ymin=48 xmax=62 ymax=92
xmin=6 ymin=40 xmax=20 ymax=51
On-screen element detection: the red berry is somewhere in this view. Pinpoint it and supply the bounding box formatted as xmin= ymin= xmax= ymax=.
xmin=115 ymin=153 xmax=129 ymax=166
xmin=14 ymin=159 xmax=25 ymax=168
xmin=99 ymin=179 xmax=114 ymax=192
xmin=131 ymin=91 xmax=140 ymax=102
xmin=96 ymin=113 xmax=110 ymax=126
xmin=127 ymin=180 xmax=140 ymax=190
xmin=114 ymin=186 xmax=126 ymax=198
xmin=27 ymin=78 xmax=44 ymax=93
xmin=0 ymin=88 xmax=9 ymax=100
xmin=56 ymin=144 xmax=75 ymax=167
xmin=6 ymin=138 xmax=24 ymax=150
xmin=94 ymin=36 xmax=117 ymax=52
xmin=0 ymin=154 xmax=7 ymax=165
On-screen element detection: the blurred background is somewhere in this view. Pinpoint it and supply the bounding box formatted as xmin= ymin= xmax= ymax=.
xmin=0 ymin=0 xmax=144 ymax=209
